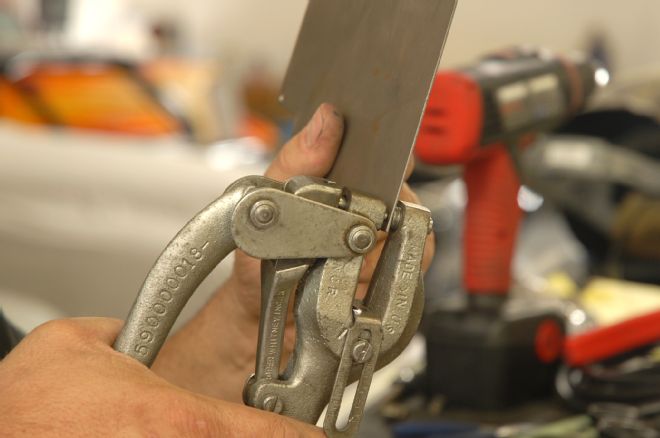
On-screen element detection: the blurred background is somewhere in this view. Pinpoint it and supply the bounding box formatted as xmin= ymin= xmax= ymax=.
xmin=2 ymin=1 xmax=660 ymax=435
xmin=2 ymin=0 xmax=659 ymax=328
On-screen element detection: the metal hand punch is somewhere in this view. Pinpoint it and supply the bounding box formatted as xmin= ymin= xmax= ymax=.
xmin=113 ymin=0 xmax=456 ymax=436
xmin=114 ymin=174 xmax=431 ymax=436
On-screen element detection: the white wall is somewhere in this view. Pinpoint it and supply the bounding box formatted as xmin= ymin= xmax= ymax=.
xmin=64 ymin=0 xmax=660 ymax=78
xmin=443 ymin=0 xmax=660 ymax=75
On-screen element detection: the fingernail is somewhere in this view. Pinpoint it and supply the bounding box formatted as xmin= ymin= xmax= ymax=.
xmin=302 ymin=106 xmax=326 ymax=149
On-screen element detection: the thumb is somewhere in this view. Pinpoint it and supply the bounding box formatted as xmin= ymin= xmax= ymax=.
xmin=266 ymin=103 xmax=344 ymax=181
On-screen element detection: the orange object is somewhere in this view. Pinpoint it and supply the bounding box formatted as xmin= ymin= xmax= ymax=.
xmin=239 ymin=114 xmax=280 ymax=151
xmin=3 ymin=61 xmax=182 ymax=136
xmin=0 ymin=78 xmax=45 ymax=124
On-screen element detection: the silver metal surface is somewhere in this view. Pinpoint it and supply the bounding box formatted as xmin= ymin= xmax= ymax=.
xmin=262 ymin=395 xmax=284 ymax=414
xmin=525 ymin=136 xmax=660 ymax=197
xmin=114 ymin=172 xmax=432 ymax=436
xmin=347 ymin=191 xmax=389 ymax=231
xmin=351 ymin=339 xmax=374 ymax=364
xmin=521 ymin=135 xmax=660 ymax=236
xmin=244 ymin=195 xmax=431 ymax=437
xmin=285 ymin=176 xmax=344 ymax=207
xmin=347 ymin=225 xmax=376 ymax=254
xmin=311 ymin=257 xmax=365 ymax=356
xmin=113 ymin=176 xmax=279 ymax=365
xmin=249 ymin=200 xmax=279 ymax=229
xmin=255 ymin=259 xmax=310 ymax=383
xmin=324 ymin=317 xmax=383 ymax=438
xmin=244 ymin=252 xmax=366 ymax=424
xmin=363 ymin=202 xmax=431 ymax=353
xmin=280 ymin=0 xmax=457 ymax=228
xmin=232 ymin=188 xmax=377 ymax=259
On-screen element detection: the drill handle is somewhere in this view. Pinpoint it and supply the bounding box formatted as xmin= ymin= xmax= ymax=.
xmin=463 ymin=145 xmax=523 ymax=296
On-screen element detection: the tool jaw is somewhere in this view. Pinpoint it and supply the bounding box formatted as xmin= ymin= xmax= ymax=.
xmin=243 ymin=178 xmax=431 ymax=436
xmin=114 ymin=174 xmax=431 ymax=437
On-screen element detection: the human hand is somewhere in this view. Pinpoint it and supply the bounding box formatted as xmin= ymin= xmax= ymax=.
xmin=0 ymin=318 xmax=323 ymax=437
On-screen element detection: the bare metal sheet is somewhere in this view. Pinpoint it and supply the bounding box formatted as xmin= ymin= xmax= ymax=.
xmin=281 ymin=0 xmax=456 ymax=226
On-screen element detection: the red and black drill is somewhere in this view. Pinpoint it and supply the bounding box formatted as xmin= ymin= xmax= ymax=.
xmin=416 ymin=48 xmax=602 ymax=408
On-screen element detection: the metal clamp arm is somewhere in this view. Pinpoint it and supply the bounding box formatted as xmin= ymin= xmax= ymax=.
xmin=113 ymin=175 xmax=373 ymax=366
xmin=244 ymin=200 xmax=432 ymax=436
xmin=113 ymin=173 xmax=431 ymax=438
xmin=113 ymin=176 xmax=278 ymax=366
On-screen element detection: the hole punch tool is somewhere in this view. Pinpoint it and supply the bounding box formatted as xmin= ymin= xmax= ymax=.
xmin=112 ymin=1 xmax=457 ymax=436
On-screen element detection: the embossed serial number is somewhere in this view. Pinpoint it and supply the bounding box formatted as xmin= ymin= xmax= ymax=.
xmin=134 ymin=242 xmax=209 ymax=356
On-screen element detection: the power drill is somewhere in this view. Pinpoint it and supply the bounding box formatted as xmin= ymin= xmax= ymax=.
xmin=415 ymin=48 xmax=603 ymax=408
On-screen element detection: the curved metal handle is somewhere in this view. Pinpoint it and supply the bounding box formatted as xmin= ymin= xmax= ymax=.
xmin=113 ymin=182 xmax=252 ymax=366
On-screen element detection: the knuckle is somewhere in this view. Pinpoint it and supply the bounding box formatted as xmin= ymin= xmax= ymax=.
xmin=266 ymin=416 xmax=306 ymax=438
xmin=29 ymin=319 xmax=86 ymax=346
xmin=163 ymin=397 xmax=200 ymax=436
xmin=164 ymin=395 xmax=223 ymax=438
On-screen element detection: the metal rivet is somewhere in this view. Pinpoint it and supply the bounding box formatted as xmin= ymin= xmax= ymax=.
xmin=262 ymin=395 xmax=284 ymax=414
xmin=389 ymin=206 xmax=403 ymax=231
xmin=347 ymin=225 xmax=375 ymax=254
xmin=338 ymin=194 xmax=349 ymax=210
xmin=250 ymin=200 xmax=278 ymax=229
xmin=352 ymin=340 xmax=373 ymax=364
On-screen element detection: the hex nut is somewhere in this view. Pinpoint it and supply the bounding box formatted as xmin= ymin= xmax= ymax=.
xmin=250 ymin=200 xmax=279 ymax=229
xmin=347 ymin=225 xmax=375 ymax=254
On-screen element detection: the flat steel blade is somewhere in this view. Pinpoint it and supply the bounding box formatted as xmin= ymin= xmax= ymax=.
xmin=281 ymin=0 xmax=456 ymax=227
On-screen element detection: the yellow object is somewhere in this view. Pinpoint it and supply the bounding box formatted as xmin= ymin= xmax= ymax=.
xmin=580 ymin=277 xmax=660 ymax=325
xmin=545 ymin=271 xmax=579 ymax=299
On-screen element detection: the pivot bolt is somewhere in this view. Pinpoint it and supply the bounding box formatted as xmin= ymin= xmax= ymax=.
xmin=262 ymin=395 xmax=284 ymax=414
xmin=347 ymin=225 xmax=375 ymax=254
xmin=250 ymin=200 xmax=278 ymax=229
xmin=352 ymin=340 xmax=373 ymax=364
xmin=390 ymin=206 xmax=403 ymax=231
xmin=242 ymin=373 xmax=256 ymax=404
